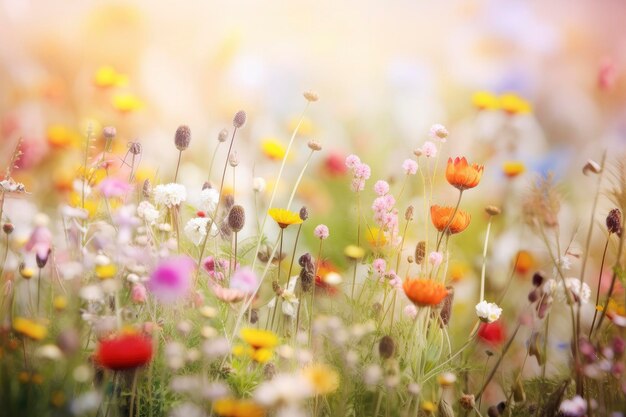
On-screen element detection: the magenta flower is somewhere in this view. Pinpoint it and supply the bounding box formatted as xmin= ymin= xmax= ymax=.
xmin=148 ymin=256 xmax=195 ymax=303
xmin=98 ymin=177 xmax=132 ymax=198
xmin=230 ymin=267 xmax=257 ymax=294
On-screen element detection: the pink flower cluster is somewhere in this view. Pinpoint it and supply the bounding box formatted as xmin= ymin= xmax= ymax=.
xmin=371 ymin=180 xmax=399 ymax=242
xmin=202 ymin=256 xmax=230 ymax=281
xmin=345 ymin=154 xmax=371 ymax=192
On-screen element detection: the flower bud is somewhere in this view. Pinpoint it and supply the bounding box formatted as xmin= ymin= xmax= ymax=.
xmin=218 ymin=128 xmax=228 ymax=142
xmin=307 ymin=140 xmax=322 ymax=151
xmin=228 ymin=205 xmax=245 ymax=233
xmin=228 ymin=151 xmax=239 ymax=167
xmin=607 ymin=208 xmax=622 ymax=236
xmin=36 ymin=249 xmax=51 ymax=269
xmin=233 ymin=110 xmax=246 ymax=128
xmin=532 ymin=272 xmax=544 ymax=287
xmin=485 ymin=205 xmax=501 ymax=216
xmin=174 ymin=125 xmax=191 ymax=151
xmin=405 ymin=205 xmax=414 ymax=221
xmin=378 ymin=335 xmax=395 ymax=359
xmin=299 ymin=206 xmax=309 ymax=221
xmin=414 ymin=241 xmax=426 ymax=265
xmin=3 ymin=223 xmax=14 ymax=234
xmin=103 ymin=126 xmax=117 ymax=140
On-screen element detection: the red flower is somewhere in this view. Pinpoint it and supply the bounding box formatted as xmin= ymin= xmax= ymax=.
xmin=96 ymin=333 xmax=153 ymax=370
xmin=478 ymin=322 xmax=506 ymax=345
xmin=324 ymin=151 xmax=348 ymax=176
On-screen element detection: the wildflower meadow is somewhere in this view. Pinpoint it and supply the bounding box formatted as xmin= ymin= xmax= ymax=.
xmin=1 ymin=2 xmax=626 ymax=417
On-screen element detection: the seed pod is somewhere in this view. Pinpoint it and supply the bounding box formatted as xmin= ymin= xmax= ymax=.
xmin=129 ymin=142 xmax=142 ymax=155
xmin=299 ymin=206 xmax=309 ymax=221
xmin=142 ymin=179 xmax=152 ymax=199
xmin=202 ymin=181 xmax=212 ymax=190
xmin=532 ymin=272 xmax=544 ymax=287
xmin=485 ymin=205 xmax=501 ymax=216
xmin=248 ymin=309 xmax=258 ymax=324
xmin=487 ymin=405 xmax=500 ymax=417
xmin=378 ymin=335 xmax=395 ymax=359
xmin=437 ymin=400 xmax=455 ymax=417
xmin=3 ymin=223 xmax=14 ymax=234
xmin=103 ymin=126 xmax=116 ymax=140
xmin=228 ymin=205 xmax=245 ymax=233
xmin=272 ymin=280 xmax=282 ymax=296
xmin=307 ymin=140 xmax=322 ymax=151
xmin=263 ymin=362 xmax=276 ymax=380
xmin=512 ymin=379 xmax=526 ymax=402
xmin=459 ymin=394 xmax=475 ymax=411
xmin=233 ymin=110 xmax=246 ymax=128
xmin=405 ymin=205 xmax=414 ymax=221
xmin=528 ymin=288 xmax=539 ymax=303
xmin=607 ymin=208 xmax=622 ymax=236
xmin=439 ymin=287 xmax=455 ymax=326
xmin=303 ymin=91 xmax=319 ymax=102
xmin=414 ymin=241 xmax=426 ymax=265
xmin=528 ymin=332 xmax=544 ymax=365
xmin=300 ymin=267 xmax=314 ymax=293
xmin=174 ymin=125 xmax=191 ymax=151
xmin=228 ymin=151 xmax=239 ymax=167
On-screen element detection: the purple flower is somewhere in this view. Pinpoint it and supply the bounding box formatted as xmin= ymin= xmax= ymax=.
xmin=98 ymin=177 xmax=132 ymax=198
xmin=314 ymin=224 xmax=329 ymax=240
xmin=230 ymin=267 xmax=258 ymax=294
xmin=148 ymin=256 xmax=195 ymax=303
xmin=429 ymin=251 xmax=443 ymax=267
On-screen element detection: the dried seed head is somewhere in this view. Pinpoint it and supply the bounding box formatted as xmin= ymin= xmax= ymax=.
xmin=202 ymin=181 xmax=212 ymax=190
xmin=438 ymin=400 xmax=455 ymax=417
xmin=307 ymin=140 xmax=322 ymax=151
xmin=174 ymin=125 xmax=191 ymax=151
xmin=272 ymin=280 xmax=283 ymax=296
xmin=459 ymin=394 xmax=476 ymax=411
xmin=218 ymin=128 xmax=229 ymax=143
xmin=248 ymin=309 xmax=258 ymax=324
xmin=298 ymin=253 xmax=313 ymax=269
xmin=36 ymin=249 xmax=51 ymax=269
xmin=487 ymin=405 xmax=500 ymax=417
xmin=3 ymin=223 xmax=14 ymax=234
xmin=299 ymin=206 xmax=309 ymax=221
xmin=303 ymin=91 xmax=319 ymax=102
xmin=142 ymin=179 xmax=152 ymax=199
xmin=582 ymin=159 xmax=602 ymax=175
xmin=485 ymin=205 xmax=501 ymax=216
xmin=228 ymin=205 xmax=245 ymax=233
xmin=223 ymin=194 xmax=235 ymax=210
xmin=607 ymin=208 xmax=622 ymax=236
xmin=263 ymin=362 xmax=276 ymax=380
xmin=528 ymin=288 xmax=540 ymax=303
xmin=405 ymin=205 xmax=414 ymax=221
xmin=103 ymin=126 xmax=116 ymax=140
xmin=532 ymin=271 xmax=544 ymax=287
xmin=233 ymin=110 xmax=246 ymax=128
xmin=372 ymin=302 xmax=383 ymax=318
xmin=129 ymin=142 xmax=142 ymax=155
xmin=407 ymin=256 xmax=414 ymax=263
xmin=439 ymin=287 xmax=454 ymax=326
xmin=299 ymin=264 xmax=314 ymax=293
xmin=378 ymin=335 xmax=395 ymax=359
xmin=413 ymin=148 xmax=423 ymax=157
xmin=414 ymin=241 xmax=426 ymax=265
xmin=228 ymin=151 xmax=239 ymax=167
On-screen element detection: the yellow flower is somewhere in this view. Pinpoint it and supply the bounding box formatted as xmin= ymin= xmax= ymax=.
xmin=261 ymin=138 xmax=287 ymax=161
xmin=213 ymin=398 xmax=265 ymax=417
xmin=19 ymin=265 xmax=35 ymax=279
xmin=53 ymin=296 xmax=68 ymax=311
xmin=344 ymin=245 xmax=365 ymax=259
xmin=51 ymin=391 xmax=66 ymax=408
xmin=47 ymin=125 xmax=80 ymax=148
xmin=112 ymin=93 xmax=143 ymax=113
xmin=94 ymin=66 xmax=128 ymax=88
xmin=240 ymin=328 xmax=279 ymax=350
xmin=303 ymin=363 xmax=340 ymax=395
xmin=450 ymin=261 xmax=469 ymax=282
xmin=421 ymin=401 xmax=436 ymax=413
xmin=13 ymin=317 xmax=47 ymax=341
xmin=268 ymin=208 xmax=303 ymax=229
xmin=472 ymin=91 xmax=499 ymax=110
xmin=287 ymin=117 xmax=314 ymax=136
xmin=366 ymin=227 xmax=387 ymax=247
xmin=19 ymin=372 xmax=30 ymax=383
xmin=96 ymin=264 xmax=117 ymax=280
xmin=31 ymin=373 xmax=44 ymax=385
xmin=499 ymin=93 xmax=532 ymax=115
xmin=251 ymin=348 xmax=273 ymax=364
xmin=502 ymin=161 xmax=526 ymax=178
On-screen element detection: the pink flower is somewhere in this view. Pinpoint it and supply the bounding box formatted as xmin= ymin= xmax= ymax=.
xmin=345 ymin=154 xmax=361 ymax=169
xmin=131 ymin=283 xmax=147 ymax=303
xmin=148 ymin=256 xmax=195 ymax=303
xmin=211 ymin=285 xmax=246 ymax=303
xmin=374 ymin=180 xmax=389 ymax=196
xmin=404 ymin=304 xmax=418 ymax=320
xmin=372 ymin=258 xmax=386 ymax=276
xmin=98 ymin=177 xmax=132 ymax=198
xmin=314 ymin=224 xmax=329 ymax=240
xmin=25 ymin=223 xmax=52 ymax=260
xmin=230 ymin=267 xmax=258 ymax=294
xmin=202 ymin=256 xmax=228 ymax=281
xmin=388 ymin=271 xmax=402 ymax=289
xmin=428 ymin=251 xmax=443 ymax=267
xmin=354 ymin=163 xmax=371 ymax=179
xmin=429 ymin=124 xmax=449 ymax=142
xmin=402 ymin=159 xmax=418 ymax=175
xmin=421 ymin=141 xmax=437 ymax=158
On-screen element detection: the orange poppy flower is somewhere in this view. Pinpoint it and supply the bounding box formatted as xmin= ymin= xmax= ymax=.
xmin=403 ymin=278 xmax=448 ymax=307
xmin=430 ymin=205 xmax=471 ymax=234
xmin=446 ymin=157 xmax=484 ymax=190
xmin=513 ymin=250 xmax=534 ymax=275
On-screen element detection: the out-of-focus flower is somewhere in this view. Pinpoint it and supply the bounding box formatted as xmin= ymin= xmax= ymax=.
xmin=446 ymin=157 xmax=483 ymax=190
xmin=559 ymin=395 xmax=587 ymax=417
xmin=502 ymin=161 xmax=526 ymax=178
xmin=137 ymin=201 xmax=160 ymax=224
xmin=98 ymin=177 xmax=132 ymax=198
xmin=198 ymin=187 xmax=219 ymax=213
xmin=184 ymin=217 xmax=217 ymax=245
xmin=268 ymin=276 xmax=299 ymax=317
xmin=314 ymin=224 xmax=329 ymax=240
xmin=324 ymin=151 xmax=348 ymax=176
xmin=131 ymin=283 xmax=147 ymax=303
xmin=261 ymin=138 xmax=287 ymax=160
xmin=472 ymin=91 xmax=499 ymax=110
xmin=96 ymin=331 xmax=152 ymax=370
xmin=93 ymin=66 xmax=128 ymax=88
xmin=499 ymin=93 xmax=532 ymax=115
xmin=475 ymin=300 xmax=503 ymax=323
xmin=402 ymin=159 xmax=418 ymax=175
xmin=303 ymin=363 xmax=339 ymax=395
xmin=421 ymin=141 xmax=437 ymax=158
xmin=240 ymin=328 xmax=278 ymax=350
xmin=404 ymin=304 xmax=418 ymax=319
xmin=230 ymin=267 xmax=258 ymax=294
xmin=213 ymin=398 xmax=265 ymax=417
xmin=428 ymin=252 xmax=443 ymax=267
xmin=513 ymin=250 xmax=534 ymax=275
xmin=344 ymin=244 xmax=365 ymax=259
xmin=268 ymin=208 xmax=303 ymax=229
xmin=430 ymin=205 xmax=471 ymax=234
xmin=544 ymin=278 xmax=591 ymax=304
xmin=429 ymin=124 xmax=449 ymax=142
xmin=374 ymin=180 xmax=390 ymax=196
xmin=253 ymin=177 xmax=267 ymax=193
xmin=47 ymin=125 xmax=80 ymax=148
xmin=365 ymin=227 xmax=387 ymax=248
xmin=478 ymin=321 xmax=506 ymax=345
xmin=148 ymin=256 xmax=195 ymax=303
xmin=403 ymin=278 xmax=448 ymax=307
xmin=112 ymin=92 xmax=143 ymax=113
xmin=154 ymin=183 xmax=187 ymax=207
xmin=211 ymin=285 xmax=246 ymax=303
xmin=13 ymin=317 xmax=47 ymax=340
xmin=253 ymin=373 xmax=313 ymax=407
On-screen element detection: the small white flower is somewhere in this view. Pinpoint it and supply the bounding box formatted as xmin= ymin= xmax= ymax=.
xmin=79 ymin=284 xmax=103 ymax=301
xmin=253 ymin=373 xmax=313 ymax=406
xmin=184 ymin=217 xmax=217 ymax=245
xmin=268 ymin=276 xmax=299 ymax=318
xmin=559 ymin=395 xmax=587 ymax=417
xmin=154 ymin=183 xmax=187 ymax=207
xmin=475 ymin=300 xmax=502 ymax=323
xmin=198 ymin=187 xmax=219 ymax=213
xmin=545 ymin=278 xmax=591 ymax=304
xmin=253 ymin=177 xmax=267 ymax=193
xmin=137 ymin=201 xmax=160 ymax=224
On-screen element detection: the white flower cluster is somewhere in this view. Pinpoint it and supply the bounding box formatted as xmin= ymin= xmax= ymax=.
xmin=184 ymin=217 xmax=217 ymax=245
xmin=137 ymin=201 xmax=160 ymax=224
xmin=154 ymin=183 xmax=187 ymax=207
xmin=475 ymin=300 xmax=503 ymax=323
xmin=543 ymin=278 xmax=591 ymax=304
xmin=198 ymin=187 xmax=219 ymax=213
